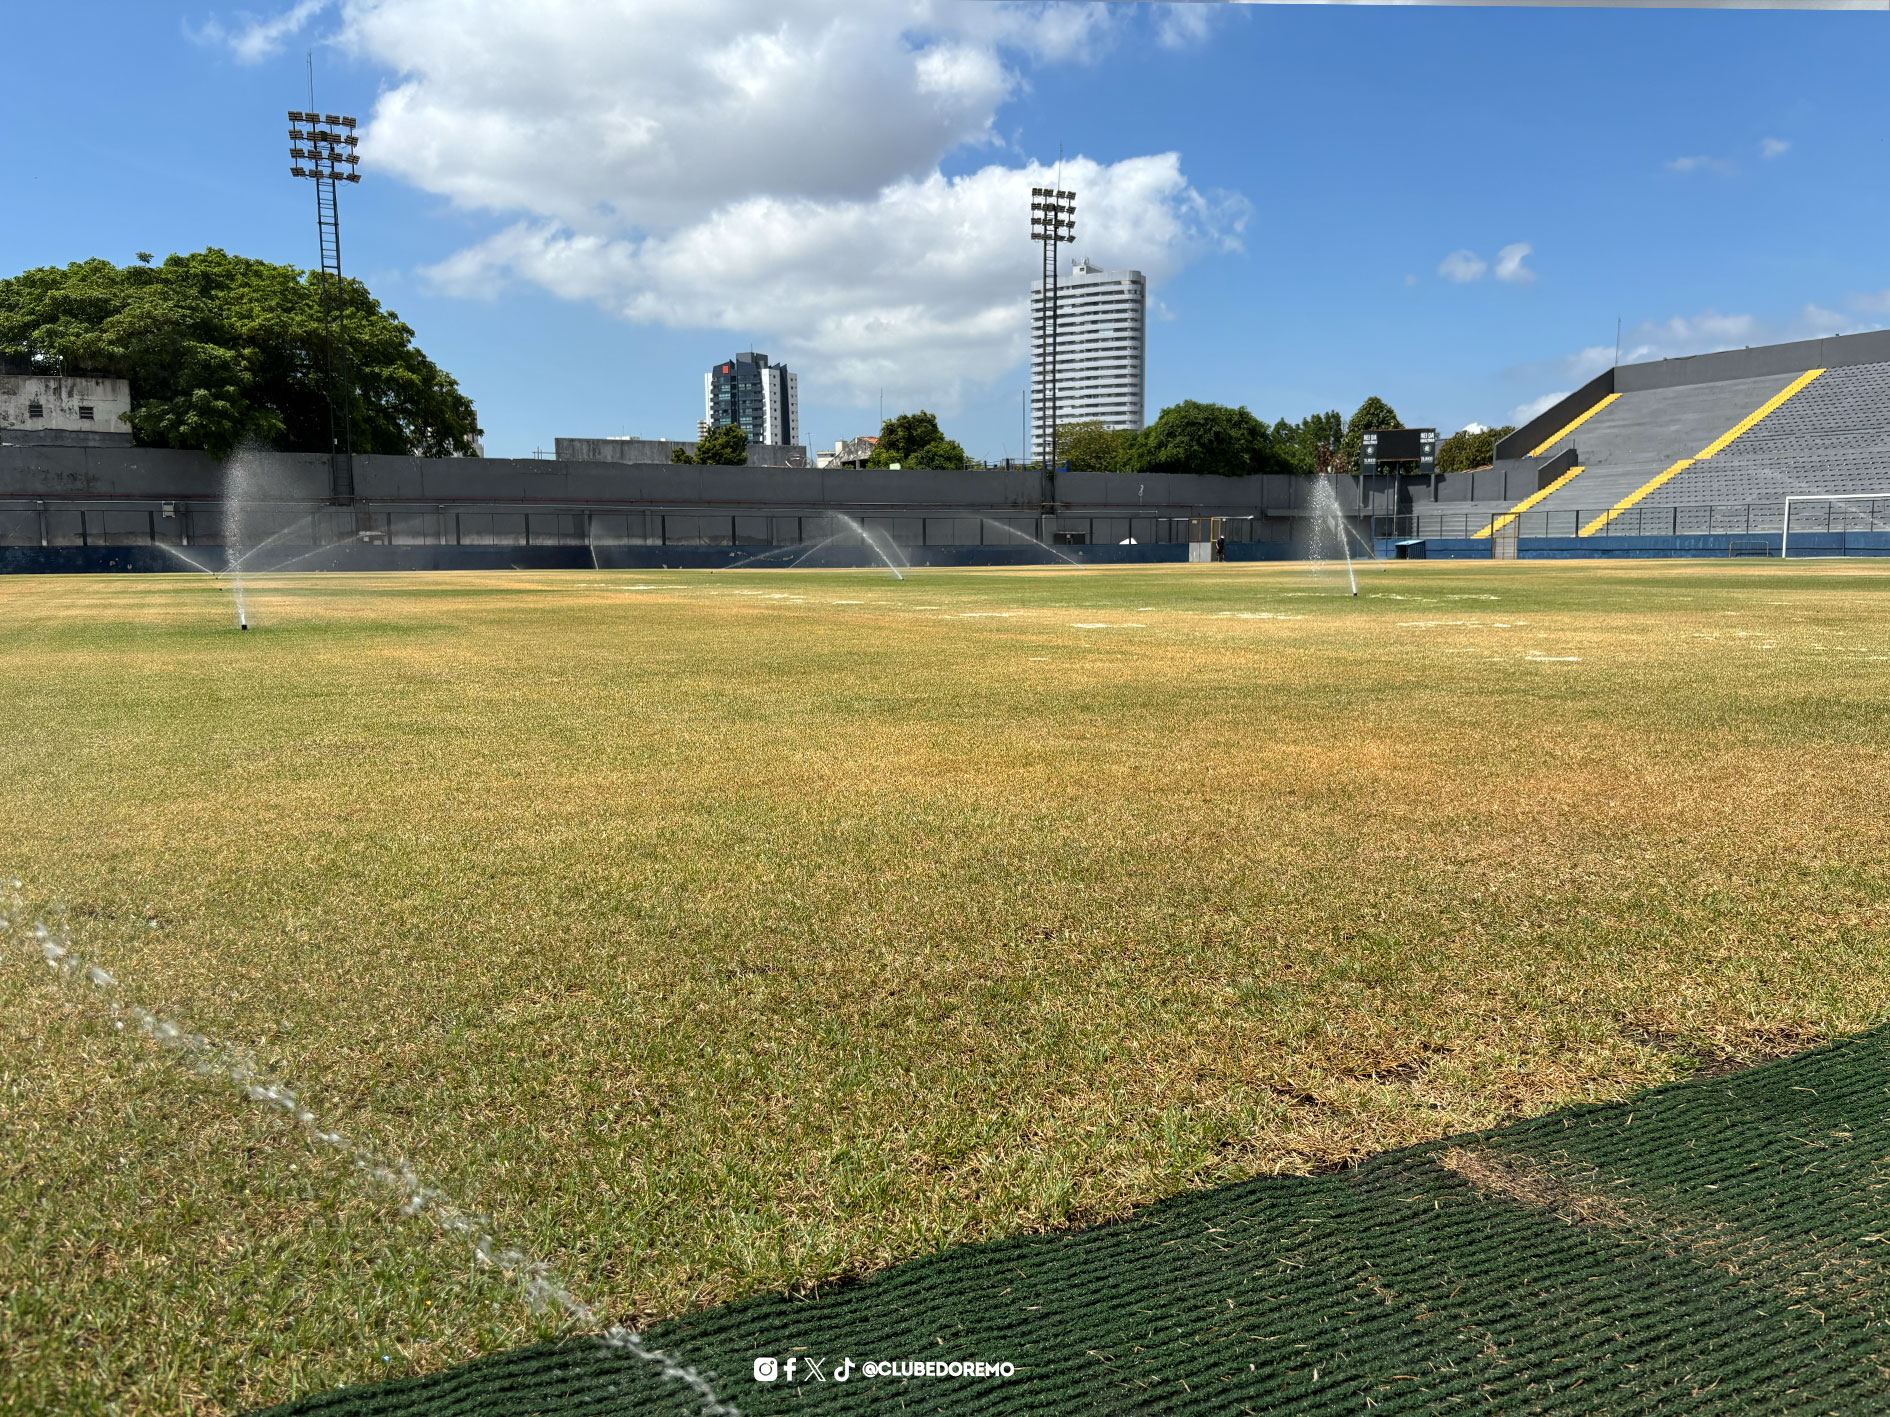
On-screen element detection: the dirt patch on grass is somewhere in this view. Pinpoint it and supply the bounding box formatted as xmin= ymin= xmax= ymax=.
xmin=1624 ymin=1023 xmax=1826 ymax=1079
xmin=1438 ymin=1147 xmax=1637 ymax=1228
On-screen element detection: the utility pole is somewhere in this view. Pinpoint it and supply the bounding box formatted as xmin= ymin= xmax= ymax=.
xmin=288 ymin=78 xmax=361 ymax=504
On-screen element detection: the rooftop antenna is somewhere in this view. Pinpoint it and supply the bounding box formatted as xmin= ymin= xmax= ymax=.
xmin=1615 ymin=317 xmax=1622 ymax=368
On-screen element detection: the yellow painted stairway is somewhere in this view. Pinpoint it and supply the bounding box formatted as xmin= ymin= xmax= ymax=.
xmin=1472 ymin=464 xmax=1584 ymax=540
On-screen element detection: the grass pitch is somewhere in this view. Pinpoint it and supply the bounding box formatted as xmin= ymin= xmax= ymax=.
xmin=3 ymin=560 xmax=1889 ymax=1414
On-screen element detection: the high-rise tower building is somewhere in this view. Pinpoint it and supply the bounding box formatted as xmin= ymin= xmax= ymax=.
xmin=704 ymin=352 xmax=799 ymax=448
xmin=1029 ymin=259 xmax=1145 ymax=463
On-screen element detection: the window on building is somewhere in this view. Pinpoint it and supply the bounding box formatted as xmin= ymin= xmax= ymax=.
xmin=78 ymin=405 xmax=95 ymax=420
xmin=27 ymin=400 xmax=43 ymax=418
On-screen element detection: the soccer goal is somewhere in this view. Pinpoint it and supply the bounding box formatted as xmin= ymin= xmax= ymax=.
xmin=1780 ymin=494 xmax=1890 ymax=559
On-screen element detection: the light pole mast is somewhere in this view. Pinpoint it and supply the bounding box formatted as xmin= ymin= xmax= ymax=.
xmin=288 ymin=107 xmax=361 ymax=502
xmin=1029 ymin=186 xmax=1076 ymax=474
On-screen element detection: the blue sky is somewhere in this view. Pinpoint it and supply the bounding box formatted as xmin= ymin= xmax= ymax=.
xmin=4 ymin=1 xmax=1888 ymax=459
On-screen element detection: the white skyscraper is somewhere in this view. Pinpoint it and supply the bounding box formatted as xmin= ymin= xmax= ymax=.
xmin=1029 ymin=258 xmax=1146 ymax=463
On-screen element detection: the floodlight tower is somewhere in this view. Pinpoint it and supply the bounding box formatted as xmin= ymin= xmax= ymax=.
xmin=1029 ymin=186 xmax=1076 ymax=473
xmin=288 ymin=109 xmax=361 ymax=501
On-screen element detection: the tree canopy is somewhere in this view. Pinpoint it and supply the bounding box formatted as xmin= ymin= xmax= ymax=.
xmin=1436 ymin=424 xmax=1516 ymax=474
xmin=673 ymin=423 xmax=749 ymax=465
xmin=867 ymin=410 xmax=948 ymax=468
xmin=0 ymin=249 xmax=481 ymax=458
xmin=1341 ymin=397 xmax=1402 ymax=473
xmin=863 ymin=410 xmax=967 ymax=469
xmin=1057 ymin=421 xmax=1138 ymax=472
xmin=1127 ymin=400 xmax=1289 ymax=477
xmin=1268 ymin=410 xmax=1345 ymax=475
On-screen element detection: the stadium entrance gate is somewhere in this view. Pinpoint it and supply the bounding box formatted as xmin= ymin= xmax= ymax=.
xmin=1188 ymin=516 xmax=1252 ymax=562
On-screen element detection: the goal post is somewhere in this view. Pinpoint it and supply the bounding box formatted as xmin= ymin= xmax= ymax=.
xmin=1780 ymin=494 xmax=1890 ymax=559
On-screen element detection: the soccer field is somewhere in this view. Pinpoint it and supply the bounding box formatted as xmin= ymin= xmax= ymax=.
xmin=4 ymin=561 xmax=1889 ymax=1414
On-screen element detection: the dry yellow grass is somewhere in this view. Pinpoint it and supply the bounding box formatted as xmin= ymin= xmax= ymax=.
xmin=2 ymin=559 xmax=1888 ymax=1413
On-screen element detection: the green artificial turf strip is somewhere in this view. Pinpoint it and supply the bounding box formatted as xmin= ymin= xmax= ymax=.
xmin=259 ymin=1024 xmax=1890 ymax=1415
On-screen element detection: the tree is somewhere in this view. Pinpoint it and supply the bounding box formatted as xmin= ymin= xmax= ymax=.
xmin=909 ymin=438 xmax=968 ymax=470
xmin=694 ymin=423 xmax=749 ymax=465
xmin=866 ymin=410 xmax=946 ymax=468
xmin=1268 ymin=410 xmax=1345 ymax=475
xmin=1436 ymin=424 xmax=1516 ymax=474
xmin=1058 ymin=421 xmax=1138 ymax=472
xmin=0 ymin=249 xmax=481 ymax=458
xmin=1341 ymin=397 xmax=1402 ymax=474
xmin=1126 ymin=400 xmax=1288 ymax=477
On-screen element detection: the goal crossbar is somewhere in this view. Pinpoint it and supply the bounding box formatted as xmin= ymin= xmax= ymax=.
xmin=1780 ymin=494 xmax=1890 ymax=559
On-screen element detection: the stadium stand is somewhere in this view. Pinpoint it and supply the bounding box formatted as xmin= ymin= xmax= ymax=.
xmin=1401 ymin=333 xmax=1890 ymax=545
xmin=1516 ymin=370 xmax=1804 ymax=528
xmin=1641 ymin=359 xmax=1890 ymax=509
xmin=1577 ymin=369 xmax=1823 ymax=535
xmin=1472 ymin=460 xmax=1583 ymax=540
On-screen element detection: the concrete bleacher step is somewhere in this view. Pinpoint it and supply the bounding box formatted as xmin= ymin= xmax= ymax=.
xmin=1473 ymin=460 xmax=1583 ymax=539
xmin=1640 ymin=361 xmax=1890 ymax=509
xmin=1581 ymin=369 xmax=1824 ymax=534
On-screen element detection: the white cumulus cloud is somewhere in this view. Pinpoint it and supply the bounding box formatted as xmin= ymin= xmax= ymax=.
xmin=1493 ymin=241 xmax=1535 ymax=284
xmin=1760 ymin=137 xmax=1791 ymax=159
xmin=1666 ymin=154 xmax=1739 ymax=177
xmin=1438 ymin=249 xmax=1487 ymax=283
xmin=187 ymin=0 xmax=329 ymax=63
xmin=210 ymin=0 xmax=1245 ymax=407
xmin=424 ymin=154 xmax=1244 ymax=405
xmin=1509 ymin=391 xmax=1568 ymax=425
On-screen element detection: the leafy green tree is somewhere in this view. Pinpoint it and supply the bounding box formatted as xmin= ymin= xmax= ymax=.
xmin=1126 ymin=400 xmax=1287 ymax=477
xmin=0 ymin=249 xmax=481 ymax=458
xmin=1058 ymin=421 xmax=1138 ymax=472
xmin=909 ymin=438 xmax=968 ymax=470
xmin=1341 ymin=397 xmax=1402 ymax=474
xmin=1436 ymin=424 xmax=1516 ymax=474
xmin=867 ymin=410 xmax=946 ymax=467
xmin=694 ymin=423 xmax=749 ymax=465
xmin=1268 ymin=410 xmax=1345 ymax=475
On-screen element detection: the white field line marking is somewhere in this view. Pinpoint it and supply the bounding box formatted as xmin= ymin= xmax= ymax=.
xmin=0 ymin=891 xmax=739 ymax=1417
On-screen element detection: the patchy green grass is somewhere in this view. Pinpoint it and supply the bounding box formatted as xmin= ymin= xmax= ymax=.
xmin=3 ymin=560 xmax=1889 ymax=1414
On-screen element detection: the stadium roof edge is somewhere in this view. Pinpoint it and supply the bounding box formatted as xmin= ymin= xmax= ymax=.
xmin=1616 ymin=329 xmax=1890 ymax=393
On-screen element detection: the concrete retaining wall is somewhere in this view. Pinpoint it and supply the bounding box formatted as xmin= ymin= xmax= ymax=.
xmin=0 ymin=444 xmax=1349 ymax=516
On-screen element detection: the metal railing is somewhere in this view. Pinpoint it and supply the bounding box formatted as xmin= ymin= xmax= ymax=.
xmin=1373 ymin=498 xmax=1890 ymax=543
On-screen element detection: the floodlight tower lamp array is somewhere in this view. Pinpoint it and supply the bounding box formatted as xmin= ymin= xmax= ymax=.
xmin=286 ymin=110 xmax=361 ymax=502
xmin=1030 ymin=187 xmax=1076 ymax=476
xmin=287 ymin=112 xmax=361 ymax=182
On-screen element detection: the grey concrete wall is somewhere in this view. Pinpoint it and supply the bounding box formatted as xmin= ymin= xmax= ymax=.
xmin=1494 ymin=370 xmax=1616 ymax=464
xmin=0 ymin=429 xmax=136 ymax=448
xmin=0 ymin=444 xmax=324 ymax=499
xmin=554 ymin=437 xmax=808 ymax=468
xmin=1616 ymin=329 xmax=1890 ymax=393
xmin=0 ymin=444 xmax=1333 ymax=516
